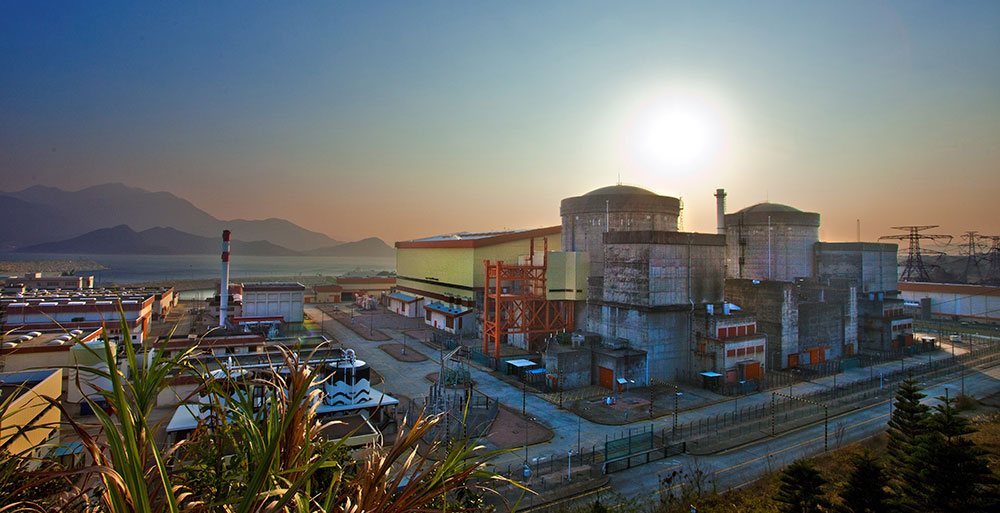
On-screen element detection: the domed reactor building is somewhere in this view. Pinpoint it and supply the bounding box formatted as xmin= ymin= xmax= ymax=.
xmin=553 ymin=185 xmax=730 ymax=384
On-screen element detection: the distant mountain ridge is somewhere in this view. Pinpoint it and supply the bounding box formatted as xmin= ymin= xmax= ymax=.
xmin=2 ymin=183 xmax=342 ymax=251
xmin=16 ymin=225 xmax=301 ymax=256
xmin=305 ymin=237 xmax=395 ymax=258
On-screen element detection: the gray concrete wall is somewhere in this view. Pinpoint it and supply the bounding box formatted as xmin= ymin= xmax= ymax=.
xmin=814 ymin=242 xmax=898 ymax=293
xmin=587 ymin=305 xmax=691 ymax=382
xmin=725 ymin=222 xmax=818 ymax=282
xmin=602 ymin=231 xmax=726 ymax=308
xmin=725 ymin=279 xmax=797 ymax=369
xmin=542 ymin=348 xmax=593 ymax=389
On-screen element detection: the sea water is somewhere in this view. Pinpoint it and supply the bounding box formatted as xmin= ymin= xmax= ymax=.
xmin=1 ymin=252 xmax=395 ymax=286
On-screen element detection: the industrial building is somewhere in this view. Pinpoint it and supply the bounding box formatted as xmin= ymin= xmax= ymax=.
xmin=718 ymin=189 xmax=909 ymax=366
xmin=395 ymin=227 xmax=562 ymax=310
xmin=3 ymin=272 xmax=95 ymax=291
xmin=551 ymin=185 xmax=730 ymax=384
xmin=899 ymin=282 xmax=1000 ymax=323
xmin=241 ymin=282 xmax=306 ymax=323
xmin=336 ymin=275 xmax=396 ymax=301
xmin=0 ymin=369 xmax=62 ymax=460
xmin=0 ymin=288 xmax=175 ymax=343
xmin=815 ymin=242 xmax=910 ymax=353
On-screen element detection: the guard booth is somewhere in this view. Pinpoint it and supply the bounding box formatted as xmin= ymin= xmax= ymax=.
xmin=699 ymin=371 xmax=723 ymax=392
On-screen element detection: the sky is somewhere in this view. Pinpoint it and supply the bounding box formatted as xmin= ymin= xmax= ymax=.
xmin=1 ymin=1 xmax=998 ymax=246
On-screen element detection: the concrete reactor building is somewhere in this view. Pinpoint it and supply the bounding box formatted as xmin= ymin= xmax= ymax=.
xmin=552 ymin=185 xmax=731 ymax=384
xmin=723 ymin=200 xmax=820 ymax=282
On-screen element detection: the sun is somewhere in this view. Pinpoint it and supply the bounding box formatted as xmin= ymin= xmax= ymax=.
xmin=628 ymin=93 xmax=722 ymax=173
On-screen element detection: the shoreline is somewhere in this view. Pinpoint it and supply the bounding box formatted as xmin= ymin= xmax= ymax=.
xmin=118 ymin=275 xmax=339 ymax=291
xmin=0 ymin=259 xmax=108 ymax=274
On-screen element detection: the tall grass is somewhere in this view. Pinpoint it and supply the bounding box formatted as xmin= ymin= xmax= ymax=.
xmin=3 ymin=306 xmax=516 ymax=512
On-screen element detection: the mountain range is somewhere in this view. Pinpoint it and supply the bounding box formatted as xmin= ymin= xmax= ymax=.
xmin=0 ymin=183 xmax=394 ymax=257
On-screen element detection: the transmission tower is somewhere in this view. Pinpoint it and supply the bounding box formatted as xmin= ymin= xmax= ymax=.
xmin=879 ymin=225 xmax=953 ymax=282
xmin=983 ymin=235 xmax=1000 ymax=285
xmin=959 ymin=231 xmax=984 ymax=283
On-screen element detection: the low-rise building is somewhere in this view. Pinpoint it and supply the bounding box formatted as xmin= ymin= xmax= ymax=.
xmin=693 ymin=305 xmax=767 ymax=385
xmin=4 ymin=272 xmax=94 ymax=291
xmin=241 ymin=282 xmax=305 ymax=323
xmin=0 ymin=369 xmax=62 ymax=460
xmin=336 ymin=276 xmax=395 ymax=301
xmin=386 ymin=291 xmax=423 ymax=317
xmin=1 ymin=292 xmax=156 ymax=343
xmin=313 ymin=284 xmax=343 ymax=304
xmin=424 ymin=301 xmax=473 ymax=334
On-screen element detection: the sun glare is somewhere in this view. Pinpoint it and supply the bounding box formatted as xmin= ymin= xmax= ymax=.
xmin=628 ymin=93 xmax=723 ymax=173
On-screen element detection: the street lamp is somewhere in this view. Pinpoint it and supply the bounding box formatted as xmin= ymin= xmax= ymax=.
xmin=672 ymin=388 xmax=683 ymax=436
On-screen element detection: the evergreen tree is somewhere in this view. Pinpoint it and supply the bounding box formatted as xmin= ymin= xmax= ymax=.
xmin=885 ymin=377 xmax=930 ymax=511
xmin=913 ymin=395 xmax=998 ymax=513
xmin=775 ymin=460 xmax=829 ymax=513
xmin=838 ymin=449 xmax=891 ymax=513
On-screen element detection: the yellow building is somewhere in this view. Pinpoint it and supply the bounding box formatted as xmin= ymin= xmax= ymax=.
xmin=0 ymin=369 xmax=62 ymax=459
xmin=394 ymin=226 xmax=564 ymax=312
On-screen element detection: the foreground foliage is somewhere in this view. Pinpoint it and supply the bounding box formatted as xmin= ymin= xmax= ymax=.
xmin=1 ymin=315 xmax=512 ymax=512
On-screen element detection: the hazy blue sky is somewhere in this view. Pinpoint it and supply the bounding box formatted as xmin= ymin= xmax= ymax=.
xmin=2 ymin=1 xmax=998 ymax=244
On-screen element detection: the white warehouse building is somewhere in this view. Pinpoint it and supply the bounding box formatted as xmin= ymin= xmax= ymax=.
xmin=241 ymin=282 xmax=305 ymax=323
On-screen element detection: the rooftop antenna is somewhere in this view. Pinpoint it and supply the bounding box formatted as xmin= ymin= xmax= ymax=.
xmin=879 ymin=225 xmax=952 ymax=282
xmin=617 ymin=170 xmax=622 ymax=186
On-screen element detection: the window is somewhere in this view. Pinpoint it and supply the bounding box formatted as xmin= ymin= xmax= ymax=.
xmin=748 ymin=324 xmax=755 ymax=335
xmin=737 ymin=348 xmax=746 ymax=356
xmin=717 ymin=328 xmax=725 ymax=338
xmin=738 ymin=325 xmax=747 ymax=336
xmin=726 ymin=349 xmax=736 ymax=357
xmin=425 ymin=310 xmax=431 ymax=321
xmin=446 ymin=316 xmax=454 ymax=329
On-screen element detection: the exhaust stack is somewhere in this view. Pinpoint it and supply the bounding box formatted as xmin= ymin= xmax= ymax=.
xmin=714 ymin=188 xmax=726 ymax=235
xmin=220 ymin=230 xmax=231 ymax=327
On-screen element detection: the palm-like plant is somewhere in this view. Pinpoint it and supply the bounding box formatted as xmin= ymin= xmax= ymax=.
xmin=7 ymin=306 xmax=519 ymax=512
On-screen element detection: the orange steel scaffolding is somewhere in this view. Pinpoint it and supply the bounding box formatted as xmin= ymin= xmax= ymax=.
xmin=482 ymin=237 xmax=574 ymax=358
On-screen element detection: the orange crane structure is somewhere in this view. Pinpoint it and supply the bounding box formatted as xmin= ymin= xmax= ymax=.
xmin=482 ymin=237 xmax=574 ymax=358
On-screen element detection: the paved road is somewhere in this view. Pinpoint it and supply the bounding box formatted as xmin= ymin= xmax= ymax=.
xmin=607 ymin=361 xmax=1000 ymax=508
xmin=306 ymin=307 xmax=989 ymax=473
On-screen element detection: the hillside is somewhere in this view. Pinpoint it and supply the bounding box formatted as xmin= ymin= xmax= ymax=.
xmin=2 ymin=183 xmax=341 ymax=251
xmin=305 ymin=237 xmax=395 ymax=258
xmin=16 ymin=225 xmax=301 ymax=256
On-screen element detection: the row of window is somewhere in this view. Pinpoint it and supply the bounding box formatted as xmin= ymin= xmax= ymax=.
xmin=726 ymin=345 xmax=764 ymax=358
xmin=891 ymin=322 xmax=913 ymax=332
xmin=717 ymin=324 xmax=756 ymax=339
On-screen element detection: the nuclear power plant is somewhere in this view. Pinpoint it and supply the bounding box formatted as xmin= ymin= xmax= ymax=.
xmin=392 ymin=183 xmax=913 ymax=391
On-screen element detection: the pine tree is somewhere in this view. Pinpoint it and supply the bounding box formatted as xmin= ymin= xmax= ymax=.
xmin=885 ymin=377 xmax=930 ymax=511
xmin=838 ymin=449 xmax=891 ymax=513
xmin=775 ymin=460 xmax=829 ymax=513
xmin=913 ymin=395 xmax=998 ymax=513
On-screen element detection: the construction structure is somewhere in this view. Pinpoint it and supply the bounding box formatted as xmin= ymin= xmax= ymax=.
xmin=879 ymin=225 xmax=952 ymax=282
xmin=482 ymin=237 xmax=574 ymax=357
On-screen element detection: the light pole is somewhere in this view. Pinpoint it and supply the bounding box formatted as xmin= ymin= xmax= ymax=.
xmin=672 ymin=387 xmax=682 ymax=436
xmin=567 ymin=450 xmax=574 ymax=481
xmin=735 ymin=381 xmax=746 ymax=414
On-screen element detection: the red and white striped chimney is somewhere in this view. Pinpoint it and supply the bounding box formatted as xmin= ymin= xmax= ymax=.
xmin=220 ymin=230 xmax=231 ymax=327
